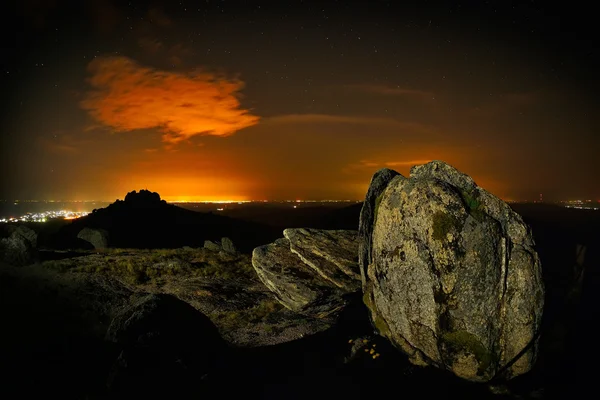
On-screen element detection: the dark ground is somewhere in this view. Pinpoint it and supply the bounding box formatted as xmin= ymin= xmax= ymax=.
xmin=0 ymin=202 xmax=599 ymax=399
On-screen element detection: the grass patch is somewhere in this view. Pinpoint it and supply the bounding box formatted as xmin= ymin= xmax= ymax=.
xmin=42 ymin=248 xmax=256 ymax=284
xmin=210 ymin=298 xmax=284 ymax=330
xmin=193 ymin=252 xmax=255 ymax=280
xmin=247 ymin=299 xmax=282 ymax=322
xmin=40 ymin=259 xmax=72 ymax=273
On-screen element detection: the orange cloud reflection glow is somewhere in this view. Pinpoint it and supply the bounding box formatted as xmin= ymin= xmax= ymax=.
xmin=80 ymin=56 xmax=259 ymax=144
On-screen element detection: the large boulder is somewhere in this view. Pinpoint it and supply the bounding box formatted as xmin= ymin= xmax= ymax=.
xmin=77 ymin=227 xmax=109 ymax=249
xmin=105 ymin=294 xmax=227 ymax=396
xmin=252 ymin=229 xmax=360 ymax=318
xmin=361 ymin=161 xmax=544 ymax=382
xmin=0 ymin=225 xmax=37 ymax=266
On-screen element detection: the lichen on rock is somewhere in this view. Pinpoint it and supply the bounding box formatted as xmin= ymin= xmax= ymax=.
xmin=358 ymin=160 xmax=544 ymax=382
xmin=252 ymin=229 xmax=361 ymax=318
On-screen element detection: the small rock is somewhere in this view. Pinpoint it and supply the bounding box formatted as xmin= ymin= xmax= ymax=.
xmin=0 ymin=225 xmax=37 ymax=266
xmin=13 ymin=225 xmax=38 ymax=248
xmin=204 ymin=240 xmax=222 ymax=252
xmin=221 ymin=237 xmax=237 ymax=254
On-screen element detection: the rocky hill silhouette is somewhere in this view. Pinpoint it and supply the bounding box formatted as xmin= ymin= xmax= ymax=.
xmin=52 ymin=190 xmax=281 ymax=252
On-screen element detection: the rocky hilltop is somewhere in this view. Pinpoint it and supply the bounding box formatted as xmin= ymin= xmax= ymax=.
xmin=52 ymin=189 xmax=280 ymax=252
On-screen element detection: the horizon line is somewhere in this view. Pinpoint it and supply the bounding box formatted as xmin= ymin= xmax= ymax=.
xmin=1 ymin=199 xmax=365 ymax=203
xmin=2 ymin=199 xmax=598 ymax=204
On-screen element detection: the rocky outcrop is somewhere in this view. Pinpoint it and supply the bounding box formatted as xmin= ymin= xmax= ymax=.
xmin=252 ymin=238 xmax=346 ymax=318
xmin=106 ymin=294 xmax=227 ymax=396
xmin=204 ymin=238 xmax=237 ymax=254
xmin=0 ymin=225 xmax=37 ymax=266
xmin=358 ymin=168 xmax=400 ymax=288
xmin=221 ymin=237 xmax=237 ymax=254
xmin=123 ymin=189 xmax=166 ymax=207
xmin=252 ymin=229 xmax=360 ymax=318
xmin=77 ymin=227 xmax=109 ymax=249
xmin=360 ymin=161 xmax=544 ymax=382
xmin=204 ymin=240 xmax=222 ymax=252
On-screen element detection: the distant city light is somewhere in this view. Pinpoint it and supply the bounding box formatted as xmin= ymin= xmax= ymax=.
xmin=564 ymin=205 xmax=599 ymax=211
xmin=172 ymin=200 xmax=252 ymax=204
xmin=0 ymin=210 xmax=89 ymax=223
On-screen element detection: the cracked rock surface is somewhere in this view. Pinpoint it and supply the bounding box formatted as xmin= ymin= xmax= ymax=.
xmin=361 ymin=160 xmax=544 ymax=382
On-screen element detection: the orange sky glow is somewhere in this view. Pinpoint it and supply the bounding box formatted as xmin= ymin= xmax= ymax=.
xmin=80 ymin=56 xmax=259 ymax=144
xmin=2 ymin=1 xmax=597 ymax=202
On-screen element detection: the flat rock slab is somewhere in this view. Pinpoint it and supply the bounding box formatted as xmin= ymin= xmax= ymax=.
xmin=283 ymin=228 xmax=361 ymax=291
xmin=252 ymin=238 xmax=346 ymax=318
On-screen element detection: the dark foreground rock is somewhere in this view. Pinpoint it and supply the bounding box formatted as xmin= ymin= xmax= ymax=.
xmin=252 ymin=229 xmax=361 ymax=318
xmin=105 ymin=293 xmax=228 ymax=397
xmin=361 ymin=161 xmax=544 ymax=382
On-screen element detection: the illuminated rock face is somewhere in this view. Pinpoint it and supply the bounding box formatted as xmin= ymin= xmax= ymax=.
xmin=360 ymin=160 xmax=544 ymax=382
xmin=252 ymin=229 xmax=360 ymax=318
xmin=78 ymin=227 xmax=109 ymax=249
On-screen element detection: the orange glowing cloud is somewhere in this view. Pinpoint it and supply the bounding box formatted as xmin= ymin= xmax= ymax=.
xmin=80 ymin=56 xmax=259 ymax=144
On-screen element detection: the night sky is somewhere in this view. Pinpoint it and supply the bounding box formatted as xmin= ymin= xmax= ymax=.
xmin=1 ymin=0 xmax=598 ymax=202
